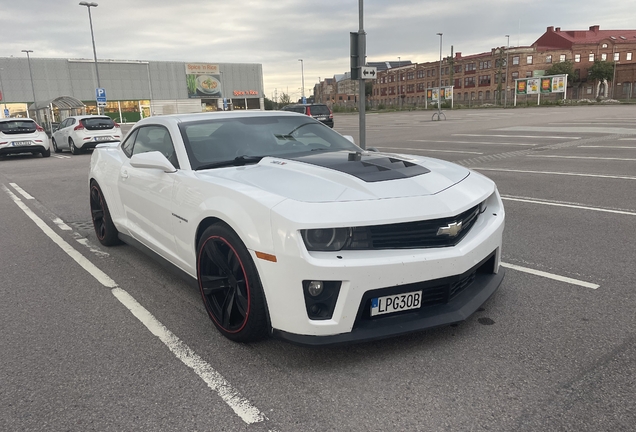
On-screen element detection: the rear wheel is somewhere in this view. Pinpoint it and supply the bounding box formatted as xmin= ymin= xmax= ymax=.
xmin=89 ymin=181 xmax=121 ymax=246
xmin=41 ymin=147 xmax=51 ymax=158
xmin=69 ymin=138 xmax=80 ymax=155
xmin=197 ymin=224 xmax=269 ymax=342
xmin=52 ymin=138 xmax=62 ymax=153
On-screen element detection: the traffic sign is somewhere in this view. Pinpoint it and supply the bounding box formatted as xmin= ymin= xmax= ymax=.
xmin=4 ymin=109 xmax=9 ymax=118
xmin=96 ymin=88 xmax=107 ymax=103
xmin=361 ymin=66 xmax=377 ymax=79
xmin=97 ymin=101 xmax=107 ymax=108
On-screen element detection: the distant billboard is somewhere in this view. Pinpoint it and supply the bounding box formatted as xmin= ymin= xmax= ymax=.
xmin=515 ymin=74 xmax=567 ymax=95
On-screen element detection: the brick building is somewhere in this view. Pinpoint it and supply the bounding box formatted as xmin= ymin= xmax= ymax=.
xmin=351 ymin=25 xmax=636 ymax=107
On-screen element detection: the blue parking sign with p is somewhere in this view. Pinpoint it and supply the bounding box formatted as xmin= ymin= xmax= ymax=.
xmin=96 ymin=88 xmax=107 ymax=102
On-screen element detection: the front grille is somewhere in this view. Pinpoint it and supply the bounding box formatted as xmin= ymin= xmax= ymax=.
xmin=354 ymin=252 xmax=496 ymax=327
xmin=348 ymin=204 xmax=480 ymax=250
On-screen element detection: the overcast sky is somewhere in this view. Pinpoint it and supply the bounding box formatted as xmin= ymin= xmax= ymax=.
xmin=2 ymin=0 xmax=634 ymax=100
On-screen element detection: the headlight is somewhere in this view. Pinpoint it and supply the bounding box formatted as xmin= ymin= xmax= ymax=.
xmin=301 ymin=228 xmax=351 ymax=251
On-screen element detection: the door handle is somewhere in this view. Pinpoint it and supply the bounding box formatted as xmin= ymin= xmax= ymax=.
xmin=121 ymin=170 xmax=129 ymax=179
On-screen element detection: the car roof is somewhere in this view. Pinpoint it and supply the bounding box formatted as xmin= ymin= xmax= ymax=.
xmin=0 ymin=118 xmax=36 ymax=123
xmin=135 ymin=110 xmax=306 ymax=126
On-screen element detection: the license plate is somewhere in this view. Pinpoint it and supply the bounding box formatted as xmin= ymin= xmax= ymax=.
xmin=94 ymin=136 xmax=111 ymax=141
xmin=316 ymin=116 xmax=327 ymax=120
xmin=371 ymin=290 xmax=422 ymax=316
xmin=12 ymin=140 xmax=32 ymax=146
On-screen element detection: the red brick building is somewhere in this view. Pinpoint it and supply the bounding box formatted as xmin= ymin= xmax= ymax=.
xmin=365 ymin=25 xmax=636 ymax=107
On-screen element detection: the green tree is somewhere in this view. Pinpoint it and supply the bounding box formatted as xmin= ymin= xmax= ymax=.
xmin=278 ymin=92 xmax=292 ymax=106
xmin=587 ymin=59 xmax=614 ymax=82
xmin=263 ymin=97 xmax=275 ymax=110
xmin=545 ymin=60 xmax=579 ymax=82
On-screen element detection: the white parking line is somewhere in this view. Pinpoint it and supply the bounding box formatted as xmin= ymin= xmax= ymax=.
xmin=619 ymin=138 xmax=636 ymax=141
xmin=500 ymin=262 xmax=599 ymax=289
xmin=2 ymin=184 xmax=267 ymax=426
xmin=528 ymin=155 xmax=636 ymax=161
xmin=53 ymin=155 xmax=71 ymax=159
xmin=454 ymin=134 xmax=581 ymax=139
xmin=501 ymin=195 xmax=636 ymax=216
xmin=9 ymin=182 xmax=34 ymax=200
xmin=578 ymin=146 xmax=636 ymax=149
xmin=410 ymin=139 xmax=535 ymax=146
xmin=377 ymin=147 xmax=482 ymax=154
xmin=473 ymin=167 xmax=636 ymax=181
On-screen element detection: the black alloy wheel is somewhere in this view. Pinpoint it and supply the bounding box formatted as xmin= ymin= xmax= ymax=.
xmin=41 ymin=147 xmax=51 ymax=157
xmin=89 ymin=182 xmax=121 ymax=246
xmin=197 ymin=224 xmax=269 ymax=342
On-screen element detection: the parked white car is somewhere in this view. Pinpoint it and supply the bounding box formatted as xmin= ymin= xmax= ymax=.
xmin=52 ymin=115 xmax=121 ymax=155
xmin=0 ymin=118 xmax=50 ymax=158
xmin=88 ymin=111 xmax=505 ymax=345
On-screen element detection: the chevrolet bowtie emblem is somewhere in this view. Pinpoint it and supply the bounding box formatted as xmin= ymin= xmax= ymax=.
xmin=437 ymin=221 xmax=463 ymax=237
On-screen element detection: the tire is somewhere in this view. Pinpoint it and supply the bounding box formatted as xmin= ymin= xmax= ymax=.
xmin=197 ymin=224 xmax=269 ymax=342
xmin=69 ymin=138 xmax=80 ymax=155
xmin=52 ymin=138 xmax=62 ymax=153
xmin=89 ymin=181 xmax=121 ymax=246
xmin=41 ymin=147 xmax=51 ymax=158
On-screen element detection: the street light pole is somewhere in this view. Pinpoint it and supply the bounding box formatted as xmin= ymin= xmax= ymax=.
xmin=21 ymin=50 xmax=36 ymax=118
xmin=298 ymin=59 xmax=305 ymax=103
xmin=435 ymin=33 xmax=443 ymax=120
xmin=505 ymin=35 xmax=510 ymax=108
xmin=397 ymin=56 xmax=401 ymax=109
xmin=0 ymin=68 xmax=7 ymax=117
xmin=79 ymin=1 xmax=101 ymax=114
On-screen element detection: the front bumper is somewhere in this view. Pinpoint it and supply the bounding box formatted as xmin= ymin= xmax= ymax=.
xmin=274 ymin=255 xmax=504 ymax=346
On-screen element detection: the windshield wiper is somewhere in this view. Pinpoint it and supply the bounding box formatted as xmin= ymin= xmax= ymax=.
xmin=197 ymin=155 xmax=264 ymax=170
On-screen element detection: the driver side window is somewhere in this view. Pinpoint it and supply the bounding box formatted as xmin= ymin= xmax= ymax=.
xmin=131 ymin=126 xmax=180 ymax=169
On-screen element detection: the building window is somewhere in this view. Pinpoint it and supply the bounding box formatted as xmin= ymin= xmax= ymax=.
xmin=627 ymin=53 xmax=633 ymax=61
xmin=417 ymin=83 xmax=425 ymax=91
xmin=417 ymin=70 xmax=424 ymax=79
xmin=614 ymin=53 xmax=620 ymax=61
xmin=602 ymin=43 xmax=608 ymax=48
xmin=454 ymin=78 xmax=461 ymax=88
xmin=586 ymin=86 xmax=592 ymax=95
xmin=485 ymin=90 xmax=491 ymax=100
xmin=511 ymin=71 xmax=519 ymax=79
xmin=464 ymin=76 xmax=475 ymax=87
xmin=427 ymin=70 xmax=431 ymax=77
xmin=479 ymin=60 xmax=492 ymax=69
xmin=478 ymin=91 xmax=483 ymax=100
xmin=601 ymin=53 xmax=607 ymax=61
xmin=527 ymin=55 xmax=533 ymax=65
xmin=525 ymin=71 xmax=532 ymax=78
xmin=560 ymin=54 xmax=566 ymax=62
xmin=589 ymin=53 xmax=595 ymax=61
xmin=575 ymin=54 xmax=581 ymax=62
xmin=545 ymin=55 xmax=552 ymax=64
xmin=512 ymin=56 xmax=520 ymax=65
xmin=465 ymin=63 xmax=476 ymax=72
xmin=407 ymin=72 xmax=414 ymax=80
xmin=431 ymin=69 xmax=436 ymax=76
xmin=454 ymin=65 xmax=462 ymax=73
xmin=479 ymin=75 xmax=491 ymax=85
xmin=445 ymin=67 xmax=449 ymax=75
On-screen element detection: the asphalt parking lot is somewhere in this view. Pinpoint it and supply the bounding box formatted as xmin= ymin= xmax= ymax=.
xmin=1 ymin=105 xmax=635 ymax=431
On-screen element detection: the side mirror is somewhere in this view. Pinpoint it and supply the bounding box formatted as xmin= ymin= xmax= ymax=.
xmin=130 ymin=151 xmax=177 ymax=173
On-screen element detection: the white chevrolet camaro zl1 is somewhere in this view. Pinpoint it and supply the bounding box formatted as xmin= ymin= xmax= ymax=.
xmin=89 ymin=110 xmax=505 ymax=345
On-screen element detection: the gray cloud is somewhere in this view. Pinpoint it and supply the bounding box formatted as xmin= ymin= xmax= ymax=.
xmin=2 ymin=0 xmax=633 ymax=100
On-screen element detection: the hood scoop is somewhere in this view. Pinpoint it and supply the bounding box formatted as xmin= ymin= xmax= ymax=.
xmin=286 ymin=151 xmax=430 ymax=182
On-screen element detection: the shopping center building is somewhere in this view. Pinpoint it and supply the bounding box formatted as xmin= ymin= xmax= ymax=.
xmin=0 ymin=56 xmax=264 ymax=131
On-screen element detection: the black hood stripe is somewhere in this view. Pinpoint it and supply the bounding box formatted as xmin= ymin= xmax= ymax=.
xmin=283 ymin=151 xmax=430 ymax=183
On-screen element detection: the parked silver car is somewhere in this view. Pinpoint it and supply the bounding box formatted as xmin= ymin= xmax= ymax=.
xmin=52 ymin=115 xmax=122 ymax=155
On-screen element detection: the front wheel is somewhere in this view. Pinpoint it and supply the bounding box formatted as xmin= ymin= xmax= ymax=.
xmin=52 ymin=138 xmax=62 ymax=153
xmin=89 ymin=181 xmax=121 ymax=246
xmin=69 ymin=138 xmax=80 ymax=155
xmin=197 ymin=224 xmax=269 ymax=342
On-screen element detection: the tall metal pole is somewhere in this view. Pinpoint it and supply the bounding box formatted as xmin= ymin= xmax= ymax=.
xmin=505 ymin=35 xmax=510 ymax=108
xmin=436 ymin=33 xmax=443 ymax=120
xmin=298 ymin=59 xmax=305 ymax=102
xmin=21 ymin=50 xmax=36 ymax=118
xmin=358 ymin=0 xmax=366 ymax=149
xmin=80 ymin=2 xmax=101 ymax=114
xmin=0 ymin=68 xmax=7 ymax=116
xmin=397 ymin=56 xmax=401 ymax=109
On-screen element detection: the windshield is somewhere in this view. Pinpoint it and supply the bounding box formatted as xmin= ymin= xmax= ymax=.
xmin=81 ymin=117 xmax=115 ymax=130
xmin=179 ymin=115 xmax=360 ymax=170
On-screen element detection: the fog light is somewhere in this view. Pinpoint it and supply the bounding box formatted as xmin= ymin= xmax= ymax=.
xmin=307 ymin=281 xmax=324 ymax=297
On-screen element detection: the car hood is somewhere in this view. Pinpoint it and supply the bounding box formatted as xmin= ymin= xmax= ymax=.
xmin=196 ymin=151 xmax=470 ymax=203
